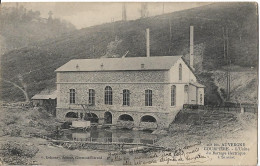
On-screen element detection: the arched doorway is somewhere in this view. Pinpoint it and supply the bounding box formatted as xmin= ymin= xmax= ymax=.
xmin=140 ymin=115 xmax=157 ymax=122
xmin=65 ymin=112 xmax=78 ymax=118
xmin=118 ymin=114 xmax=134 ymax=121
xmin=84 ymin=113 xmax=99 ymax=123
xmin=104 ymin=112 xmax=112 ymax=124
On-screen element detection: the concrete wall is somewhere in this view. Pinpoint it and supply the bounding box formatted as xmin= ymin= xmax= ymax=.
xmin=188 ymin=84 xmax=197 ymax=104
xmin=187 ymin=85 xmax=204 ymax=105
xmin=168 ymin=58 xmax=197 ymax=83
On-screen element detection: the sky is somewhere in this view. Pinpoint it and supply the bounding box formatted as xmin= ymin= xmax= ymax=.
xmin=2 ymin=2 xmax=211 ymax=29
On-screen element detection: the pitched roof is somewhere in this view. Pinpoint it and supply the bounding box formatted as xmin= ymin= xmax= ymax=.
xmin=190 ymin=82 xmax=205 ymax=88
xmin=31 ymin=89 xmax=57 ymax=100
xmin=55 ymin=56 xmax=182 ymax=72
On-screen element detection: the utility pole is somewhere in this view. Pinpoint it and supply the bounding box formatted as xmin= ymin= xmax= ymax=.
xmin=222 ymin=27 xmax=226 ymax=60
xmin=140 ymin=3 xmax=148 ymax=18
xmin=122 ymin=3 xmax=127 ymax=21
xmin=111 ymin=18 xmax=115 ymax=37
xmin=169 ymin=18 xmax=172 ymax=53
xmin=226 ymin=27 xmax=230 ymax=101
xmin=162 ymin=3 xmax=165 ymax=14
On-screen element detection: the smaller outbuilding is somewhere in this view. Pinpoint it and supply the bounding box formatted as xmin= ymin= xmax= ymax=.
xmin=31 ymin=88 xmax=57 ymax=115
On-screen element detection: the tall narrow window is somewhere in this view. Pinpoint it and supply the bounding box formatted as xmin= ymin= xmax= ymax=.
xmin=105 ymin=86 xmax=112 ymax=105
xmin=184 ymin=85 xmax=189 ymax=93
xmin=171 ymin=85 xmax=176 ymax=106
xmin=179 ymin=64 xmax=182 ymax=81
xmin=200 ymin=94 xmax=203 ymax=104
xmin=69 ymin=89 xmax=76 ymax=104
xmin=145 ymin=90 xmax=152 ymax=106
xmin=123 ymin=89 xmax=130 ymax=106
xmin=89 ymin=89 xmax=95 ymax=106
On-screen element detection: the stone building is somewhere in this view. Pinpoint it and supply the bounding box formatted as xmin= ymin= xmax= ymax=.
xmin=55 ymin=56 xmax=205 ymax=129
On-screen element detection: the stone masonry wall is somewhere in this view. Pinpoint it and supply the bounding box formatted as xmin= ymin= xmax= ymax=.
xmin=58 ymin=70 xmax=168 ymax=83
xmin=56 ymin=70 xmax=183 ymax=129
xmin=56 ymin=108 xmax=179 ymax=129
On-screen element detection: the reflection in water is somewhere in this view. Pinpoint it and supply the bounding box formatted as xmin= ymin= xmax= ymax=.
xmin=60 ymin=128 xmax=158 ymax=144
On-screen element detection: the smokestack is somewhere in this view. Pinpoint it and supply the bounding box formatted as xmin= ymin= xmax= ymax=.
xmin=190 ymin=26 xmax=194 ymax=70
xmin=146 ymin=28 xmax=150 ymax=57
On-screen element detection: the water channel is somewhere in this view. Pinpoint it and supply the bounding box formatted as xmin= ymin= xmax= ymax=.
xmin=55 ymin=127 xmax=161 ymax=145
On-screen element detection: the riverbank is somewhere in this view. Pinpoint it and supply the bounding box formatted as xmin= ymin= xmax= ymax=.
xmin=0 ymin=106 xmax=257 ymax=165
xmin=157 ymin=109 xmax=257 ymax=149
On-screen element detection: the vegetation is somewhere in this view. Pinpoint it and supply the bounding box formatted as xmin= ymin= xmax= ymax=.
xmin=0 ymin=106 xmax=60 ymax=165
xmin=0 ymin=4 xmax=76 ymax=54
xmin=0 ymin=107 xmax=60 ymax=138
xmin=1 ymin=141 xmax=39 ymax=165
xmin=1 ymin=3 xmax=257 ymax=103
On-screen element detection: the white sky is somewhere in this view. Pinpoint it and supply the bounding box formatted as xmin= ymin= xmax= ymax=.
xmin=2 ymin=2 xmax=211 ymax=29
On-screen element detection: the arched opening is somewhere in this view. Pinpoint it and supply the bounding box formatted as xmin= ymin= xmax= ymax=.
xmin=140 ymin=115 xmax=157 ymax=130
xmin=118 ymin=114 xmax=134 ymax=121
xmin=140 ymin=115 xmax=157 ymax=122
xmin=104 ymin=112 xmax=112 ymax=124
xmin=65 ymin=112 xmax=78 ymax=118
xmin=84 ymin=113 xmax=99 ymax=123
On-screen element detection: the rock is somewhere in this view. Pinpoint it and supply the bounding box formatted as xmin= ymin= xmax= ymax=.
xmin=110 ymin=126 xmax=117 ymax=130
xmin=152 ymin=129 xmax=167 ymax=135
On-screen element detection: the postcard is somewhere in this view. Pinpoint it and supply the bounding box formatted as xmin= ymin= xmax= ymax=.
xmin=0 ymin=2 xmax=258 ymax=165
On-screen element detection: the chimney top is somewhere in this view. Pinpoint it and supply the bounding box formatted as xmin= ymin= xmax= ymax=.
xmin=146 ymin=28 xmax=150 ymax=57
xmin=190 ymin=26 xmax=194 ymax=70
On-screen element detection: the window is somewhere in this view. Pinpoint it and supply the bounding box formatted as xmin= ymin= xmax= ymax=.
xmin=105 ymin=86 xmax=112 ymax=105
xmin=184 ymin=85 xmax=189 ymax=93
xmin=89 ymin=89 xmax=95 ymax=106
xmin=145 ymin=90 xmax=152 ymax=106
xmin=179 ymin=64 xmax=182 ymax=81
xmin=123 ymin=89 xmax=130 ymax=106
xmin=200 ymin=94 xmax=203 ymax=104
xmin=171 ymin=85 xmax=176 ymax=106
xmin=69 ymin=89 xmax=76 ymax=104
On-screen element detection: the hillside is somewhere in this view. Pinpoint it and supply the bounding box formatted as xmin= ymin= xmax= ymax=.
xmin=212 ymin=68 xmax=258 ymax=104
xmin=1 ymin=2 xmax=258 ymax=103
xmin=0 ymin=5 xmax=76 ymax=54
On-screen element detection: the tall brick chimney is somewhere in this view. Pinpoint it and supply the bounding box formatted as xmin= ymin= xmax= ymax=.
xmin=146 ymin=28 xmax=150 ymax=57
xmin=190 ymin=26 xmax=194 ymax=70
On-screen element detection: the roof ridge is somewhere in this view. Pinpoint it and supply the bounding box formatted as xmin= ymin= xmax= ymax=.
xmin=69 ymin=55 xmax=183 ymax=61
xmin=55 ymin=56 xmax=183 ymax=72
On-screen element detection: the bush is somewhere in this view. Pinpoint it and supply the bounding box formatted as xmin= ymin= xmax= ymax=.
xmin=3 ymin=115 xmax=19 ymax=125
xmin=1 ymin=142 xmax=39 ymax=158
xmin=2 ymin=125 xmax=22 ymax=137
xmin=1 ymin=141 xmax=39 ymax=165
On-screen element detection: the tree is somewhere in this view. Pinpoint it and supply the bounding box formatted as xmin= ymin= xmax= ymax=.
xmin=3 ymin=74 xmax=29 ymax=102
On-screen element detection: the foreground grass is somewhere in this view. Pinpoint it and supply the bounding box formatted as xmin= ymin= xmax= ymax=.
xmin=0 ymin=106 xmax=60 ymax=165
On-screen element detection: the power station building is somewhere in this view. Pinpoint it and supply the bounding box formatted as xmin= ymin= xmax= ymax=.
xmin=55 ymin=55 xmax=205 ymax=129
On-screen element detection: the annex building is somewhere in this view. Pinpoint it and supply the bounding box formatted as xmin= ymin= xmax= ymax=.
xmin=55 ymin=56 xmax=205 ymax=129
